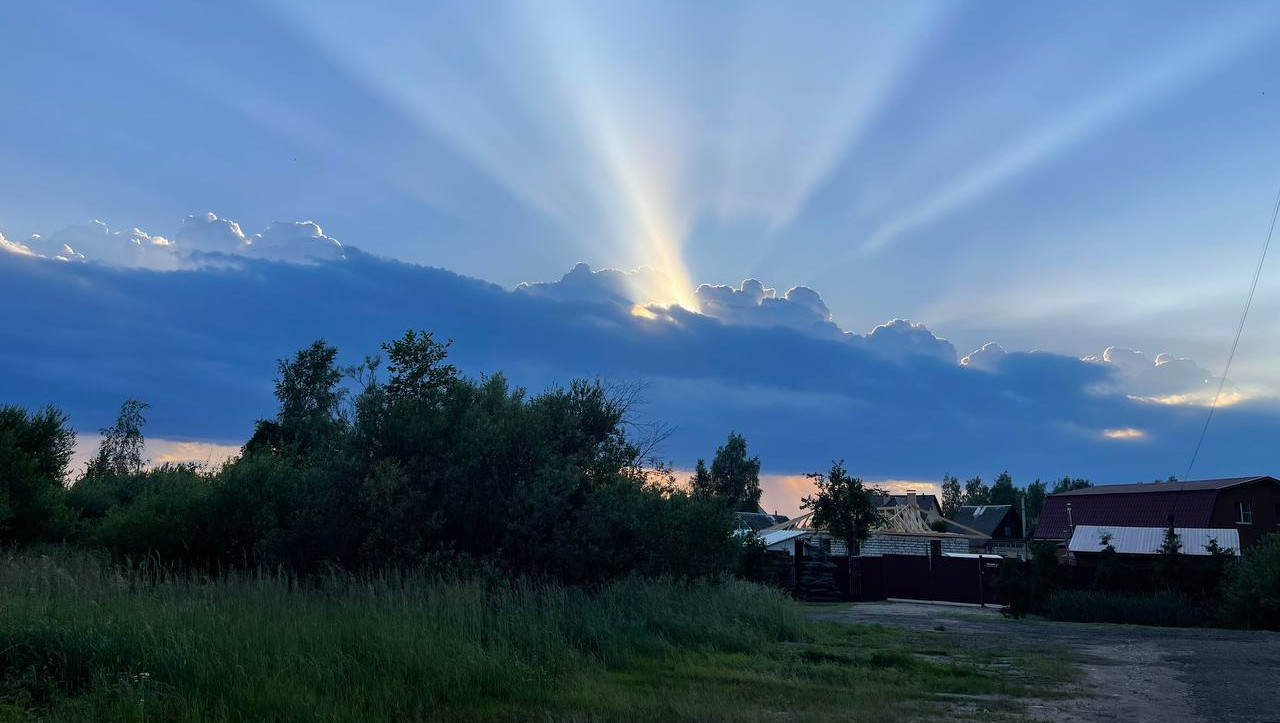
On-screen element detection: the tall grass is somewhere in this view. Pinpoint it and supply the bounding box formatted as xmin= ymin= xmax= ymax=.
xmin=1043 ymin=589 xmax=1198 ymax=628
xmin=0 ymin=550 xmax=803 ymax=722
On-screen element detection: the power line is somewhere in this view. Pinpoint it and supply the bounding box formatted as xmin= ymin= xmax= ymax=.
xmin=1185 ymin=185 xmax=1280 ymax=479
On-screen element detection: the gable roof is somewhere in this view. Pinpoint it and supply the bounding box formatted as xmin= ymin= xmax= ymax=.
xmin=1052 ymin=476 xmax=1275 ymax=497
xmin=946 ymin=505 xmax=1018 ymax=538
xmin=1034 ymin=476 xmax=1278 ymax=540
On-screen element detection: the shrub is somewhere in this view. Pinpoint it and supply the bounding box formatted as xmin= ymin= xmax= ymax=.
xmin=1044 ymin=590 xmax=1197 ymax=627
xmin=0 ymin=405 xmax=75 ymax=543
xmin=1216 ymin=533 xmax=1280 ymax=630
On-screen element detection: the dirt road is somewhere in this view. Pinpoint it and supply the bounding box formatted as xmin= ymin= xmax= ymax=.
xmin=813 ymin=602 xmax=1280 ymax=723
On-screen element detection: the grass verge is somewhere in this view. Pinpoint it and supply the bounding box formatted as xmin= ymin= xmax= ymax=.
xmin=0 ymin=550 xmax=1075 ymax=722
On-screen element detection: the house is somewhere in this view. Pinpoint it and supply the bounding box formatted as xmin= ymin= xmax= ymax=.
xmin=758 ymin=493 xmax=972 ymax=557
xmin=1034 ymin=476 xmax=1280 ymax=551
xmin=944 ymin=504 xmax=1027 ymax=559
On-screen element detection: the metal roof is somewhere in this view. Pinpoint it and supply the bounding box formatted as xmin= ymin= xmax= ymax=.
xmin=759 ymin=529 xmax=808 ymax=548
xmin=1052 ymin=476 xmax=1274 ymax=496
xmin=1068 ymin=525 xmax=1239 ymax=556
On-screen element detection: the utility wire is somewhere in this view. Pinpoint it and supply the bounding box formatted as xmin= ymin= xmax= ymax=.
xmin=1185 ymin=185 xmax=1280 ymax=479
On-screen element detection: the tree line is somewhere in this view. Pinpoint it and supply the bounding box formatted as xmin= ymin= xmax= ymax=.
xmin=1 ymin=332 xmax=779 ymax=583
xmin=940 ymin=472 xmax=1093 ymax=534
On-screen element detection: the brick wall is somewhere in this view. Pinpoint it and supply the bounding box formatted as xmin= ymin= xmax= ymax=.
xmin=860 ymin=535 xmax=968 ymax=557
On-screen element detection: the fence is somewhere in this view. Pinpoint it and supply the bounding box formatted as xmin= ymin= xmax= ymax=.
xmin=766 ymin=543 xmax=1002 ymax=605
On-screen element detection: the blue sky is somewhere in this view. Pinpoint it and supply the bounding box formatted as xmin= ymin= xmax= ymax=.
xmin=3 ymin=2 xmax=1279 ymax=507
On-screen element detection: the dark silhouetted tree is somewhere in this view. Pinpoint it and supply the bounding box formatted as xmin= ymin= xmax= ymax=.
xmin=940 ymin=474 xmax=963 ymax=518
xmin=709 ymin=432 xmax=762 ymax=513
xmin=963 ymin=476 xmax=990 ymax=506
xmin=1050 ymin=476 xmax=1092 ymax=495
xmin=689 ymin=459 xmax=713 ymax=497
xmin=274 ymin=340 xmax=343 ymax=450
xmin=382 ymin=330 xmax=456 ymax=401
xmin=1024 ymin=479 xmax=1047 ymax=535
xmin=85 ymin=399 xmax=149 ymax=478
xmin=0 ymin=405 xmax=75 ymax=543
xmin=802 ymin=461 xmax=883 ymax=556
xmin=990 ymin=471 xmax=1016 ymax=506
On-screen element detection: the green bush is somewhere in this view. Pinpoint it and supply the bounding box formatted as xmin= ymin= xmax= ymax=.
xmin=1217 ymin=533 xmax=1280 ymax=630
xmin=1044 ymin=589 xmax=1197 ymax=627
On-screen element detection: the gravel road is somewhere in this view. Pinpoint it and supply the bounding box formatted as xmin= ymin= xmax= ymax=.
xmin=812 ymin=602 xmax=1280 ymax=723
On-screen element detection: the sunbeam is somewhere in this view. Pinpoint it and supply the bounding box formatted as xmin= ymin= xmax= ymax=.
xmin=852 ymin=9 xmax=1274 ymax=257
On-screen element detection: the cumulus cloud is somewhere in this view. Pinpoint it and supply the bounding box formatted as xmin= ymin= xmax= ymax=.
xmin=961 ymin=342 xmax=1008 ymax=371
xmin=516 ymin=263 xmax=671 ymax=306
xmin=1083 ymin=346 xmax=1217 ymax=401
xmin=526 ymin=267 xmax=956 ymax=363
xmin=21 ymin=213 xmax=344 ymax=269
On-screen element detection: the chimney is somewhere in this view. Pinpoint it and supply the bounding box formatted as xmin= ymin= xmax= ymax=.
xmin=907 ymin=490 xmax=917 ymax=508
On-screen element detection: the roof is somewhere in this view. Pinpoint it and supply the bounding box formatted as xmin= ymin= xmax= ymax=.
xmin=1034 ymin=476 xmax=1279 ymax=540
xmin=1068 ymin=525 xmax=1239 ymax=556
xmin=759 ymin=529 xmax=807 ymax=548
xmin=761 ymin=508 xmax=970 ymax=539
xmin=1052 ymin=476 xmax=1275 ymax=497
xmin=735 ymin=511 xmax=788 ymax=533
xmin=873 ymin=493 xmax=940 ymax=513
xmin=945 ymin=505 xmax=1018 ymax=538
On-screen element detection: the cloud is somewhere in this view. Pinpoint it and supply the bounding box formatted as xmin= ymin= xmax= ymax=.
xmin=960 ymin=341 xmax=1007 ymax=371
xmin=526 ymin=266 xmax=957 ymax=363
xmin=0 ymin=232 xmax=41 ymax=258
xmin=23 ymin=214 xmax=345 ymax=269
xmin=516 ymin=262 xmax=671 ymax=307
xmin=1083 ymin=346 xmax=1217 ymax=401
xmin=3 ymin=214 xmax=1277 ymax=490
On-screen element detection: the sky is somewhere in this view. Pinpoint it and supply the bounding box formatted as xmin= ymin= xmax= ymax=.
xmin=3 ymin=1 xmax=1280 ymax=514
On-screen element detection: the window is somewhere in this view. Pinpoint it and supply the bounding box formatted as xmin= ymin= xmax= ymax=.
xmin=1236 ymin=501 xmax=1253 ymax=524
xmin=1275 ymin=503 xmax=1279 ymax=526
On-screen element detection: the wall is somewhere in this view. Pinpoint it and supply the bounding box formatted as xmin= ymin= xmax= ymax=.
xmin=860 ymin=535 xmax=967 ymax=557
xmin=1210 ymin=480 xmax=1280 ymax=549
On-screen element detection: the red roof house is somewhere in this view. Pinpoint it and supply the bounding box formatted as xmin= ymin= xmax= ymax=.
xmin=1034 ymin=476 xmax=1280 ymax=550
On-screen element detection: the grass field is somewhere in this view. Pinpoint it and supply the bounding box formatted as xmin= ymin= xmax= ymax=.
xmin=0 ymin=551 xmax=1077 ymax=722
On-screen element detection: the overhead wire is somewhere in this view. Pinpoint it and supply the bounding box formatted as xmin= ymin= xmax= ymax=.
xmin=1185 ymin=184 xmax=1280 ymax=479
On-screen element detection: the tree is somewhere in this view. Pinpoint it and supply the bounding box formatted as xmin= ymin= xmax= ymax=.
xmin=940 ymin=474 xmax=963 ymax=518
xmin=274 ymin=340 xmax=343 ymax=450
xmin=689 ymin=459 xmax=713 ymax=497
xmin=1024 ymin=479 xmax=1047 ymax=531
xmin=0 ymin=405 xmax=75 ymax=543
xmin=990 ymin=471 xmax=1016 ymax=506
xmin=85 ymin=399 xmax=149 ymax=478
xmin=1217 ymin=533 xmax=1280 ymax=630
xmin=1050 ymin=476 xmax=1092 ymax=495
xmin=963 ymin=476 xmax=990 ymax=506
xmin=1154 ymin=522 xmax=1184 ymax=591
xmin=708 ymin=432 xmax=762 ymax=513
xmin=382 ymin=330 xmax=457 ymax=401
xmin=801 ymin=461 xmax=883 ymax=556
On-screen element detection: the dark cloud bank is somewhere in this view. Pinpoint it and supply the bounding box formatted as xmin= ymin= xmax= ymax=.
xmin=3 ymin=217 xmax=1276 ymax=484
